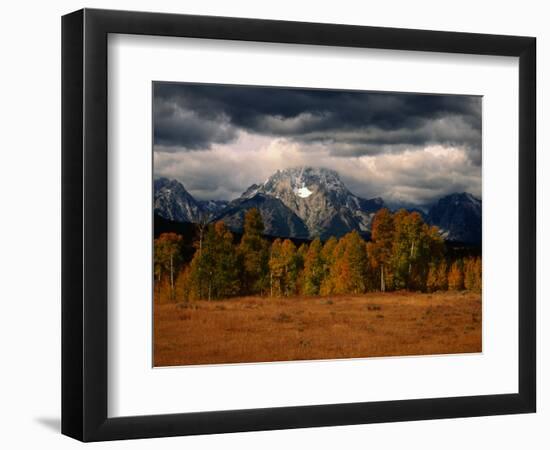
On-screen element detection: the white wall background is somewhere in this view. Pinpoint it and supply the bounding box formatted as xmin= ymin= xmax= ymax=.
xmin=0 ymin=1 xmax=546 ymax=448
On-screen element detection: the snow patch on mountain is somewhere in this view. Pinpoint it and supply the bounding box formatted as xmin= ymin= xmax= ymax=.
xmin=294 ymin=183 xmax=313 ymax=198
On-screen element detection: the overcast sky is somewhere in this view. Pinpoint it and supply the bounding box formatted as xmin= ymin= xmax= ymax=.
xmin=153 ymin=82 xmax=481 ymax=207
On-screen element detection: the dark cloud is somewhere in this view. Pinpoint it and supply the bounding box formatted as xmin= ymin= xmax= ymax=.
xmin=153 ymin=97 xmax=237 ymax=149
xmin=153 ymin=82 xmax=481 ymax=164
xmin=153 ymin=82 xmax=481 ymax=205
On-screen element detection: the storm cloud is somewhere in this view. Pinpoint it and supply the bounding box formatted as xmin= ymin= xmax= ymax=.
xmin=153 ymin=82 xmax=482 ymax=206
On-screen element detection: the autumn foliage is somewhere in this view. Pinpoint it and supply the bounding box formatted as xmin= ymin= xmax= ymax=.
xmin=154 ymin=208 xmax=481 ymax=302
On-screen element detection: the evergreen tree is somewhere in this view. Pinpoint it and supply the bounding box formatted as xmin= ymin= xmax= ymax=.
xmin=209 ymin=222 xmax=241 ymax=299
xmin=390 ymin=211 xmax=444 ymax=291
xmin=302 ymin=238 xmax=324 ymax=295
xmin=238 ymin=208 xmax=269 ymax=295
xmin=421 ymin=225 xmax=446 ymax=287
xmin=390 ymin=210 xmax=418 ymax=290
xmin=408 ymin=222 xmax=444 ymax=291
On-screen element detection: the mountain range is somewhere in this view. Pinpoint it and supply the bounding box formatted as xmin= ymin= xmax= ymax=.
xmin=426 ymin=192 xmax=482 ymax=244
xmin=154 ymin=167 xmax=482 ymax=244
xmin=154 ymin=178 xmax=229 ymax=222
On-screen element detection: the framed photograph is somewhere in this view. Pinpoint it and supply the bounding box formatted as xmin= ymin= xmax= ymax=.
xmin=62 ymin=8 xmax=536 ymax=441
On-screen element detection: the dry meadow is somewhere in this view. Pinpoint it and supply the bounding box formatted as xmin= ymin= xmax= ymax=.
xmin=154 ymin=291 xmax=481 ymax=366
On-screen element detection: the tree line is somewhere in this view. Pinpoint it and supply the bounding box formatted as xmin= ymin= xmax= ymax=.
xmin=154 ymin=208 xmax=481 ymax=302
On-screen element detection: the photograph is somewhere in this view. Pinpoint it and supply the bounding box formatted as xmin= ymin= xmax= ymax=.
xmin=152 ymin=82 xmax=482 ymax=367
xmin=0 ymin=1 xmax=540 ymax=446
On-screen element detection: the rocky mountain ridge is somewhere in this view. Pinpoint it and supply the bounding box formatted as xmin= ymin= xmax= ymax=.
xmin=154 ymin=168 xmax=481 ymax=243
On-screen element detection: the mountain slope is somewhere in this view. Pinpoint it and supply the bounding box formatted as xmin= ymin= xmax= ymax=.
xmin=154 ymin=173 xmax=482 ymax=244
xmin=198 ymin=199 xmax=229 ymax=216
xmin=427 ymin=192 xmax=482 ymax=244
xmin=231 ymin=167 xmax=385 ymax=238
xmin=154 ymin=178 xmax=203 ymax=223
xmin=154 ymin=178 xmax=229 ymax=222
xmin=214 ymin=193 xmax=309 ymax=238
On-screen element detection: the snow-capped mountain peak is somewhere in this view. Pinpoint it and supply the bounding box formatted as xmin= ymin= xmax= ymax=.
xmin=252 ymin=167 xmax=344 ymax=194
xmin=154 ymin=173 xmax=481 ymax=243
xmin=154 ymin=178 xmax=227 ymax=223
xmin=154 ymin=178 xmax=202 ymax=223
xmin=229 ymin=166 xmax=384 ymax=238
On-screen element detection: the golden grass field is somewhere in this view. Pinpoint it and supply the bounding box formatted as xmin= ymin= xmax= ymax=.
xmin=153 ymin=291 xmax=481 ymax=367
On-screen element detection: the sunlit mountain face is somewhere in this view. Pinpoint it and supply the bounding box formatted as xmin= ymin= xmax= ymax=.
xmin=154 ymin=167 xmax=481 ymax=243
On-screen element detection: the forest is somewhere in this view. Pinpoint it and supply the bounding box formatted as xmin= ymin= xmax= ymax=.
xmin=154 ymin=208 xmax=482 ymax=303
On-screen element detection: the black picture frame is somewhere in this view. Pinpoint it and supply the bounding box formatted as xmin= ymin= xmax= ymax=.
xmin=62 ymin=8 xmax=536 ymax=442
